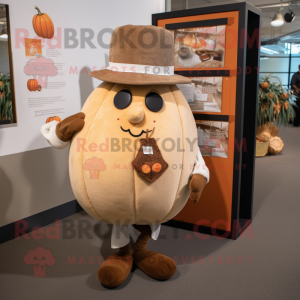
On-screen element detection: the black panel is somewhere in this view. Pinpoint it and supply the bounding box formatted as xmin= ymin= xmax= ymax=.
xmin=0 ymin=200 xmax=83 ymax=244
xmin=153 ymin=3 xmax=241 ymax=26
xmin=230 ymin=4 xmax=247 ymax=240
xmin=239 ymin=10 xmax=260 ymax=222
xmin=166 ymin=18 xmax=228 ymax=30
xmin=193 ymin=114 xmax=229 ymax=122
xmin=152 ymin=3 xmax=261 ymax=26
xmin=164 ymin=219 xmax=252 ymax=239
xmin=175 ymin=70 xmax=230 ymax=77
xmin=164 ymin=219 xmax=230 ymax=238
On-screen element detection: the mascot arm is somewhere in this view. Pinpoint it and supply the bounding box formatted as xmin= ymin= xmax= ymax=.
xmin=188 ymin=147 xmax=210 ymax=204
xmin=40 ymin=112 xmax=85 ymax=149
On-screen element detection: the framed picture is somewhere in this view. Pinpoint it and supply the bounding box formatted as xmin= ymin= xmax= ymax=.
xmin=170 ymin=25 xmax=226 ymax=69
xmin=0 ymin=4 xmax=16 ymax=125
xmin=196 ymin=120 xmax=228 ymax=158
xmin=177 ymin=76 xmax=223 ymax=112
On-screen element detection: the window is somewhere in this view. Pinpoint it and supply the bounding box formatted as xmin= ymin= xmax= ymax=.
xmin=260 ymin=42 xmax=300 ymax=89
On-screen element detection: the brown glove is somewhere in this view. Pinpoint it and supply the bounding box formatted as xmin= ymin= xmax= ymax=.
xmin=56 ymin=112 xmax=85 ymax=142
xmin=188 ymin=174 xmax=207 ymax=204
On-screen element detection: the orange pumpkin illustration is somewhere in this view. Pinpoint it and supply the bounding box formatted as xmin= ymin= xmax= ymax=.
xmin=27 ymin=79 xmax=38 ymax=91
xmin=46 ymin=116 xmax=61 ymax=123
xmin=33 ymin=6 xmax=54 ymax=39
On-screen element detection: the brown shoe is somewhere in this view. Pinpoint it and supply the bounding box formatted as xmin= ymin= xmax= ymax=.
xmin=133 ymin=225 xmax=176 ymax=280
xmin=97 ymin=243 xmax=133 ymax=288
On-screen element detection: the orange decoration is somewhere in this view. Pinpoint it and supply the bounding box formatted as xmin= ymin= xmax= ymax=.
xmin=33 ymin=6 xmax=54 ymax=39
xmin=284 ymin=102 xmax=289 ymax=110
xmin=281 ymin=92 xmax=288 ymax=99
xmin=260 ymin=82 xmax=269 ymax=89
xmin=262 ymin=103 xmax=268 ymax=112
xmin=142 ymin=164 xmax=151 ymax=174
xmin=268 ymin=92 xmax=274 ymax=99
xmin=277 ymin=103 xmax=282 ymax=112
xmin=152 ymin=163 xmax=162 ymax=173
xmin=27 ymin=79 xmax=38 ymax=91
xmin=37 ymin=85 xmax=42 ymax=91
xmin=46 ymin=116 xmax=62 ymax=123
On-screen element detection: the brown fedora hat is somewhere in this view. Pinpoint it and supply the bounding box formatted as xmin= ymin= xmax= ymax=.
xmin=89 ymin=25 xmax=191 ymax=85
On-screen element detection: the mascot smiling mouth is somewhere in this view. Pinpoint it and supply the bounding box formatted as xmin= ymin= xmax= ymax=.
xmin=120 ymin=126 xmax=152 ymax=138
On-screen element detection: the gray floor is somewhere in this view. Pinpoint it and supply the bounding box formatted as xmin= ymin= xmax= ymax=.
xmin=0 ymin=125 xmax=299 ymax=300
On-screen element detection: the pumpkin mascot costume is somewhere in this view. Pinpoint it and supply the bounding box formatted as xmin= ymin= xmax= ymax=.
xmin=41 ymin=25 xmax=209 ymax=288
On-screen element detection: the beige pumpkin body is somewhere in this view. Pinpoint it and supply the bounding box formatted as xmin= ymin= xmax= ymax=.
xmin=69 ymin=82 xmax=197 ymax=225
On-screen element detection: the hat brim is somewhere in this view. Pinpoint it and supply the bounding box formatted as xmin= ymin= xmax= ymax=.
xmin=89 ymin=69 xmax=191 ymax=85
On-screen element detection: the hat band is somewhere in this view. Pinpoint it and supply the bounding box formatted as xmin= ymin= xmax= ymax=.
xmin=108 ymin=62 xmax=174 ymax=76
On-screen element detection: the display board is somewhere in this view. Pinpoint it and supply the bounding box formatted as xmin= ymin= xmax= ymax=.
xmin=153 ymin=2 xmax=261 ymax=239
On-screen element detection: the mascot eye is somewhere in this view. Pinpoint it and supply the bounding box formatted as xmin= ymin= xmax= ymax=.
xmin=145 ymin=92 xmax=163 ymax=112
xmin=114 ymin=89 xmax=132 ymax=110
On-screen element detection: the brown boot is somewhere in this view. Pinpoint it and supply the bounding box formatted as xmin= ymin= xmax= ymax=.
xmin=133 ymin=225 xmax=176 ymax=280
xmin=97 ymin=243 xmax=133 ymax=288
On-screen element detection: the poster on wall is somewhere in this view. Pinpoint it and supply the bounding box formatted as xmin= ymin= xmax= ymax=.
xmin=171 ymin=25 xmax=226 ymax=69
xmin=0 ymin=0 xmax=165 ymax=157
xmin=196 ymin=120 xmax=228 ymax=158
xmin=24 ymin=6 xmax=67 ymax=119
xmin=177 ymin=76 xmax=223 ymax=112
xmin=1 ymin=4 xmax=82 ymax=155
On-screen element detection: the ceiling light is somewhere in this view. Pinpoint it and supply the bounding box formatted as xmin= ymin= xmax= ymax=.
xmin=271 ymin=7 xmax=285 ymax=27
xmin=284 ymin=10 xmax=296 ymax=23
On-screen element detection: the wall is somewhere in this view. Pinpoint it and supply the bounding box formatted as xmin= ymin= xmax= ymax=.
xmin=0 ymin=0 xmax=165 ymax=227
xmin=0 ymin=147 xmax=73 ymax=226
